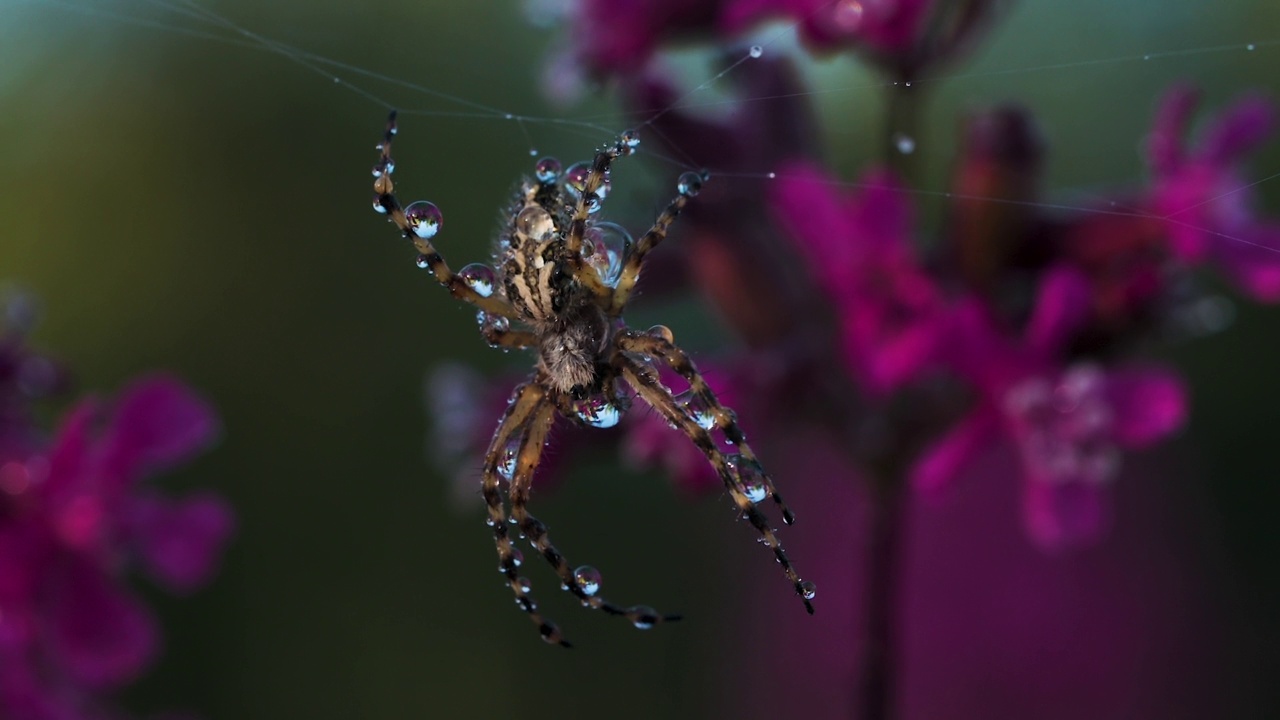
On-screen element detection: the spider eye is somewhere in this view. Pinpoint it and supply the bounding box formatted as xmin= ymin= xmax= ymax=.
xmin=404 ymin=201 xmax=443 ymax=239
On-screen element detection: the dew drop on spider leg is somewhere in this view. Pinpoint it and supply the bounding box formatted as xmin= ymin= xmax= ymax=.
xmin=534 ymin=156 xmax=561 ymax=183
xmin=674 ymin=389 xmax=716 ymax=431
xmin=563 ymin=162 xmax=611 ymax=200
xmin=573 ymin=394 xmax=623 ymax=428
xmin=585 ymin=222 xmax=632 ymax=286
xmin=628 ymin=606 xmax=659 ymax=630
xmin=458 ymin=263 xmax=496 ymax=298
xmin=414 ymin=254 xmax=430 ymax=269
xmin=727 ymin=454 xmax=769 ymax=504
xmin=800 ymin=580 xmax=817 ymax=601
xmin=517 ymin=576 xmax=532 ymax=593
xmin=676 ymin=171 xmax=704 ymax=197
xmin=573 ymin=565 xmax=602 ymax=596
xmin=404 ymin=201 xmax=443 ymax=239
xmin=646 ymin=325 xmax=674 ymax=343
xmin=620 ymin=128 xmax=640 ymax=149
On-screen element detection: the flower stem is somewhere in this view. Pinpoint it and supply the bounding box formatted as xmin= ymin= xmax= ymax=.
xmin=859 ymin=469 xmax=907 ymax=720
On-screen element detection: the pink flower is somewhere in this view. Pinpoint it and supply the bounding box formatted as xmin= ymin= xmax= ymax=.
xmin=723 ymin=0 xmax=935 ymax=56
xmin=1146 ymin=85 xmax=1280 ymax=301
xmin=0 ymin=373 xmax=233 ymax=718
xmin=770 ymin=162 xmax=947 ymax=395
xmin=911 ymin=267 xmax=1188 ymax=548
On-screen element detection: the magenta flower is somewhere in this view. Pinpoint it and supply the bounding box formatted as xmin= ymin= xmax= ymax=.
xmin=1146 ymin=85 xmax=1280 ymax=301
xmin=911 ymin=267 xmax=1188 ymax=548
xmin=723 ymin=0 xmax=934 ymax=55
xmin=0 ymin=373 xmax=233 ymax=719
xmin=770 ymin=162 xmax=946 ymax=395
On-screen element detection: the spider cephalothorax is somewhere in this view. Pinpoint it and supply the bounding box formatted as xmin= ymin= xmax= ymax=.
xmin=372 ymin=112 xmax=813 ymax=646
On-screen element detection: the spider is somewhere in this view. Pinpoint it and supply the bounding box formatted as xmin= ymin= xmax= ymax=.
xmin=371 ymin=111 xmax=814 ymax=646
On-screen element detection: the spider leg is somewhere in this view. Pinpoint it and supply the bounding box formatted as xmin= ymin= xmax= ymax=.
xmin=481 ymin=325 xmax=537 ymax=350
xmin=616 ymin=353 xmax=815 ymax=614
xmin=482 ymin=378 xmax=570 ymax=646
xmin=616 ymin=330 xmax=796 ymax=525
xmin=564 ymin=135 xmax=634 ymax=257
xmin=372 ymin=111 xmax=516 ymax=318
xmin=510 ymin=391 xmax=681 ymax=631
xmin=609 ymin=191 xmax=690 ymax=315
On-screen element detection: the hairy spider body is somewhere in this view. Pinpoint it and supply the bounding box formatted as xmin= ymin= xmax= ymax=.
xmin=371 ymin=112 xmax=813 ymax=646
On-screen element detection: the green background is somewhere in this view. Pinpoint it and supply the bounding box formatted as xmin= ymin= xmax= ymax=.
xmin=1 ymin=0 xmax=1277 ymax=717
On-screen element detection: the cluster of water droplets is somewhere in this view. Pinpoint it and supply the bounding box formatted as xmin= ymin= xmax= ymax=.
xmin=1003 ymin=363 xmax=1120 ymax=487
xmin=476 ymin=310 xmax=511 ymax=343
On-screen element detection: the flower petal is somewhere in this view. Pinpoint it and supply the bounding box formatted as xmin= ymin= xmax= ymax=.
xmin=100 ymin=375 xmax=218 ymax=486
xmin=46 ymin=559 xmax=159 ymax=690
xmin=1105 ymin=367 xmax=1188 ymax=447
xmin=909 ymin=409 xmax=998 ymax=496
xmin=1022 ymin=478 xmax=1111 ymax=550
xmin=1195 ymin=93 xmax=1275 ymax=167
xmin=1025 ymin=264 xmax=1092 ymax=357
xmin=1145 ymin=84 xmax=1199 ymax=174
xmin=124 ymin=493 xmax=235 ymax=594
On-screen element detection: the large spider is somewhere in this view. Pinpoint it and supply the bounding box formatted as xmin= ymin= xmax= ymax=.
xmin=371 ymin=112 xmax=814 ymax=646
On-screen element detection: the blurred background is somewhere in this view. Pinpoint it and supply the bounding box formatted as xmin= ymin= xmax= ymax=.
xmin=1 ymin=0 xmax=1278 ymax=717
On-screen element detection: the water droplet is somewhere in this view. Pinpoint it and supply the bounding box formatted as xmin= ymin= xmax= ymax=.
xmin=646 ymin=324 xmax=674 ymax=343
xmin=629 ymin=605 xmax=658 ymax=630
xmin=563 ymin=162 xmax=610 ymax=200
xmin=372 ymin=196 xmax=388 ymax=214
xmin=1143 ymin=54 xmax=1151 ymax=60
xmin=749 ymin=45 xmax=763 ymax=58
xmin=1247 ymin=43 xmax=1256 ymax=51
xmin=404 ymin=201 xmax=443 ymax=239
xmin=620 ymin=129 xmax=640 ymax=148
xmin=372 ymin=157 xmax=395 ymax=177
xmin=534 ymin=156 xmax=562 ymax=183
xmin=478 ymin=311 xmax=512 ymax=342
xmin=727 ymin=454 xmax=768 ymax=503
xmin=573 ymin=394 xmax=623 ymax=428
xmin=517 ymin=576 xmax=532 ymax=593
xmin=800 ymin=580 xmax=817 ymax=600
xmin=528 ymin=148 xmax=538 ymax=156
xmin=677 ymin=171 xmax=704 ymax=197
xmin=415 ymin=254 xmax=430 ymax=269
xmin=584 ymin=222 xmax=632 ymax=286
xmin=893 ymin=133 xmax=915 ymax=154
xmin=573 ymin=565 xmax=602 ymax=596
xmin=675 ymin=390 xmax=717 ymax=431
xmin=767 ymin=172 xmax=777 ymax=179
xmin=585 ymin=194 xmax=602 ymax=214
xmin=904 ymin=81 xmax=913 ymax=87
xmin=511 ymin=548 xmax=524 ymax=567
xmin=459 ymin=263 xmax=496 ymax=298
xmin=515 ymin=204 xmax=555 ymax=240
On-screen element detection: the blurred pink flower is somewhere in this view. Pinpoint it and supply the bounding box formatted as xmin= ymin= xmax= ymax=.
xmin=771 ymin=162 xmax=946 ymax=395
xmin=0 ymin=372 xmax=233 ymax=719
xmin=724 ymin=0 xmax=934 ymax=55
xmin=1146 ymin=85 xmax=1280 ymax=301
xmin=911 ymin=267 xmax=1187 ymax=548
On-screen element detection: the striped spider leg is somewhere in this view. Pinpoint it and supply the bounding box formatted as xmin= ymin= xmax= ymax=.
xmin=372 ymin=112 xmax=811 ymax=645
xmin=613 ymin=340 xmax=815 ymax=615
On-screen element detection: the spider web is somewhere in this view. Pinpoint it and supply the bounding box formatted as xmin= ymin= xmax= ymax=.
xmin=9 ymin=0 xmax=1279 ymax=262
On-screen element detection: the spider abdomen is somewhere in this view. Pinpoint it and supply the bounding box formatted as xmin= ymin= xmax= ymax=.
xmin=536 ymin=305 xmax=610 ymax=395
